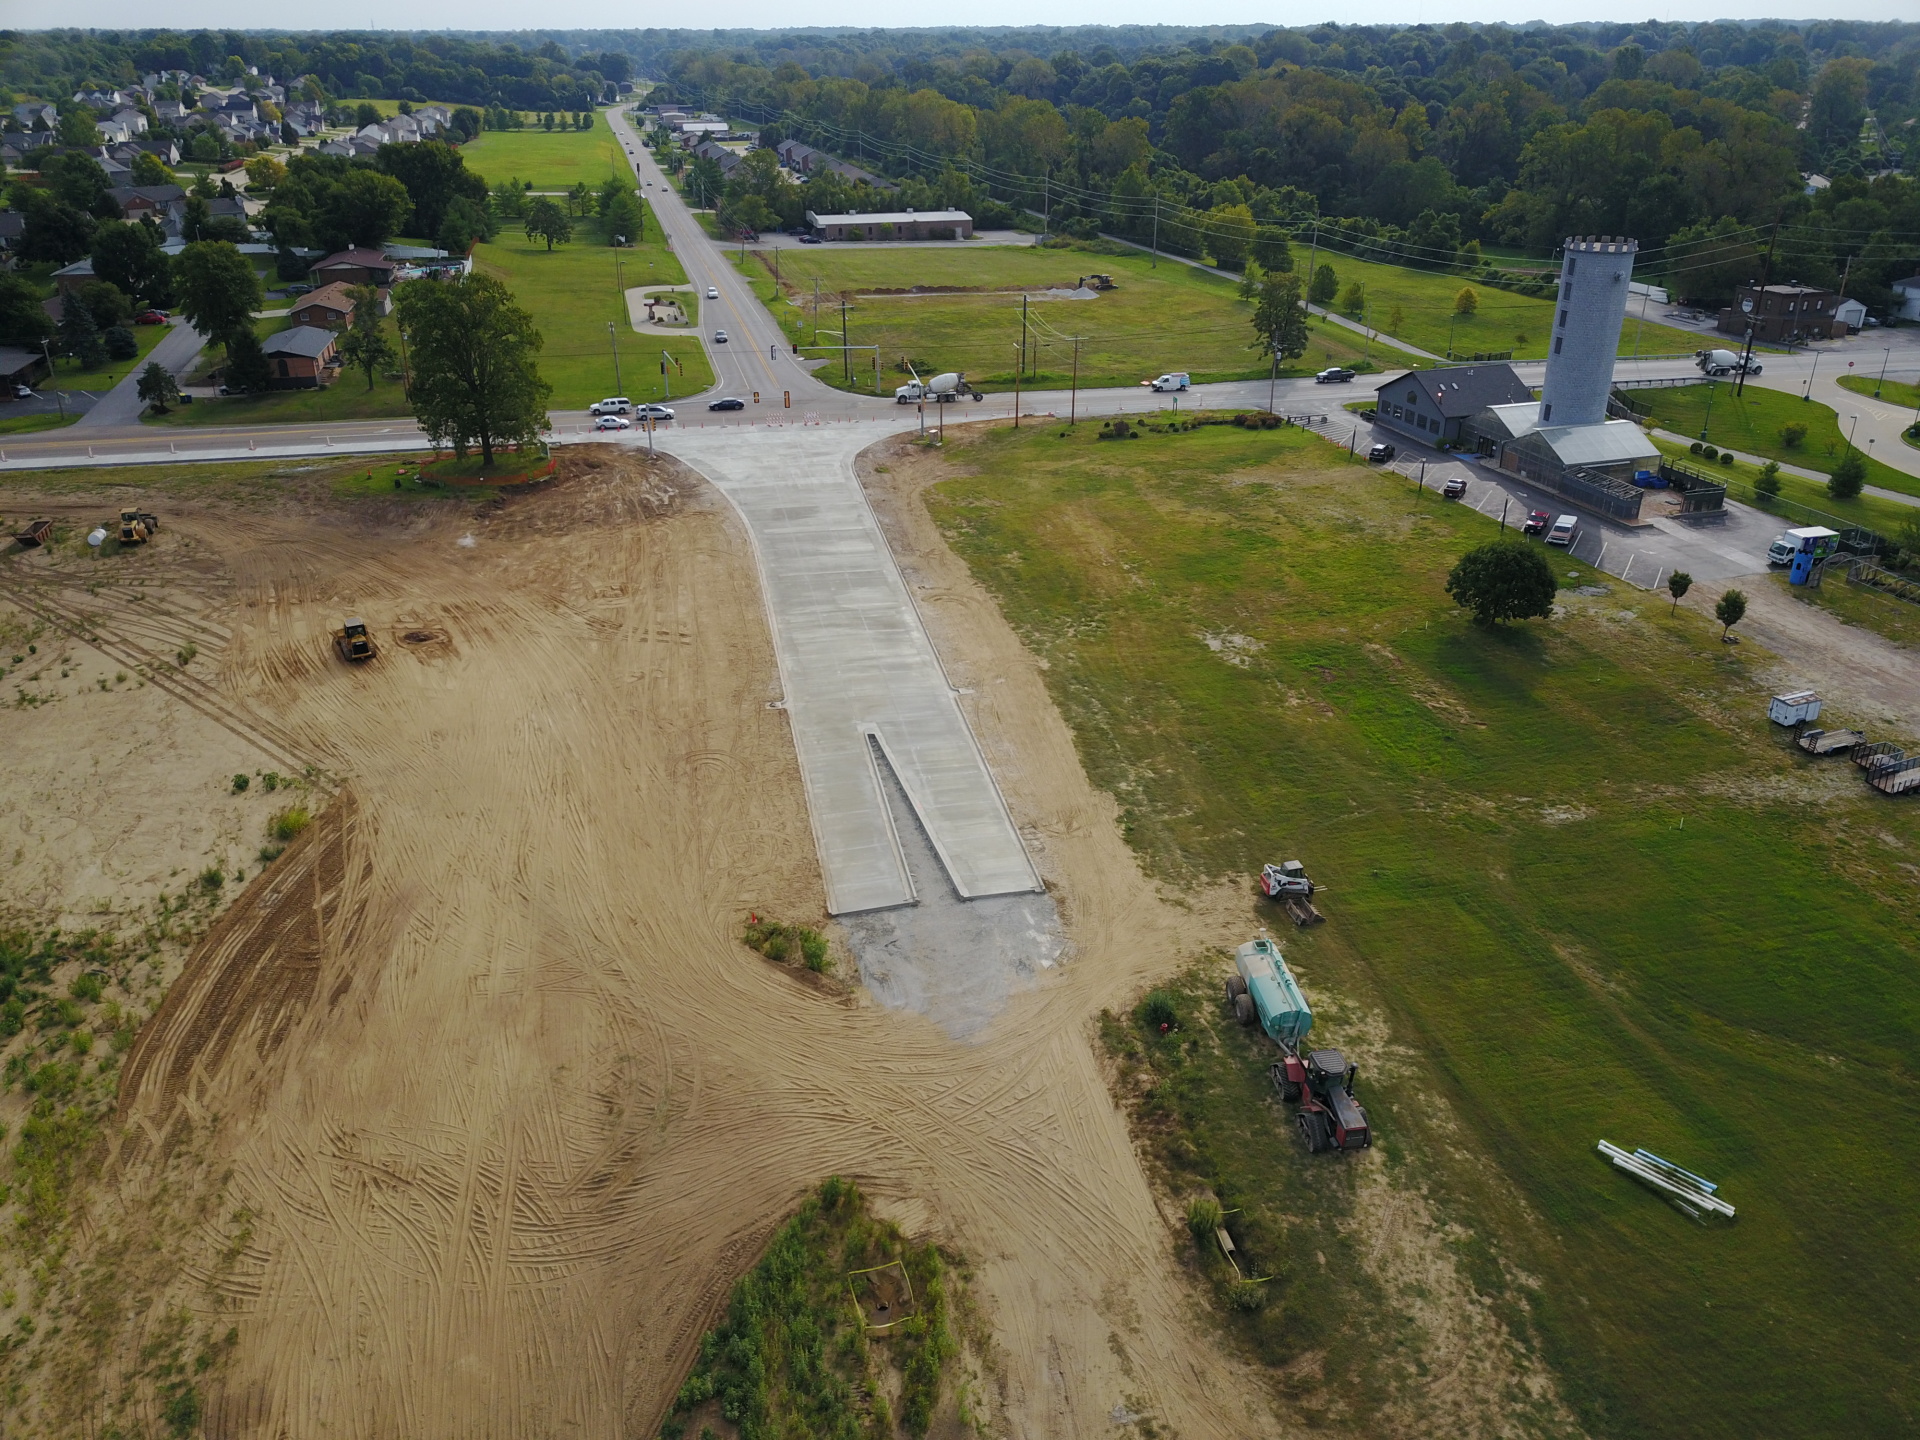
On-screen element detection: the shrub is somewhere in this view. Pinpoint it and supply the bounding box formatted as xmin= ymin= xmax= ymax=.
xmin=1701 ymin=444 xmax=1719 ymax=461
xmin=1186 ymin=1196 xmax=1223 ymax=1240
xmin=1227 ymin=1280 xmax=1268 ymax=1312
xmin=743 ymin=917 xmax=832 ymax=975
xmin=1689 ymin=441 xmax=1704 ymax=454
xmin=1720 ymin=451 xmax=1735 ymax=465
xmin=68 ymin=972 xmax=102 ymax=1002
xmin=270 ymin=805 xmax=312 ymax=843
xmin=1829 ymin=450 xmax=1866 ymax=501
xmin=1137 ymin=989 xmax=1180 ymax=1033
xmin=1779 ymin=421 xmax=1808 ymax=449
xmin=1755 ymin=461 xmax=1782 ymax=500
xmin=231 ymin=773 xmax=250 ymax=793
xmin=198 ymin=866 xmax=223 ymax=890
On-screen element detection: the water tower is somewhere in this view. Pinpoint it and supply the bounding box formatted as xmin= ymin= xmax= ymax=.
xmin=1540 ymin=236 xmax=1637 ymax=428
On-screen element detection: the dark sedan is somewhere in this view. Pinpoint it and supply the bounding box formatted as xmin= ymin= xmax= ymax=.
xmin=708 ymin=397 xmax=746 ymax=411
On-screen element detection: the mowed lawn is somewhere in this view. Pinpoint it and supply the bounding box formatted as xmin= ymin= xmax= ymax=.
xmin=1632 ymin=381 xmax=1920 ymax=499
xmin=458 ymin=124 xmax=628 ymax=193
xmin=748 ymin=244 xmax=1419 ymax=393
xmin=924 ymin=419 xmax=1920 ymax=1440
xmin=1304 ymin=246 xmax=1707 ymax=361
xmin=473 ymin=212 xmax=712 ymax=408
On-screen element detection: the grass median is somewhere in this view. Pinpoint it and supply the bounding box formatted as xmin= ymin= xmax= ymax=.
xmin=923 ymin=416 xmax=1920 ymax=1440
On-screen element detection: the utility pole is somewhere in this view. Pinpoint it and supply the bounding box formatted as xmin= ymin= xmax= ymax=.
xmin=1013 ymin=343 xmax=1022 ymax=429
xmin=813 ymin=276 xmax=821 ymax=347
xmin=1736 ymin=217 xmax=1780 ymax=397
xmin=1020 ymin=294 xmax=1029 ymax=379
xmin=840 ymin=298 xmax=850 ymax=385
xmin=608 ymin=321 xmax=623 ymax=394
xmin=1150 ymin=195 xmax=1159 ymax=268
xmin=1069 ymin=335 xmax=1082 ymax=424
xmin=1268 ymin=348 xmax=1279 ymax=414
xmin=1302 ymin=221 xmax=1319 ymax=324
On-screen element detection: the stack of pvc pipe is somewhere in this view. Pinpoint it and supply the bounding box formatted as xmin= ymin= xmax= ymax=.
xmin=1597 ymin=1141 xmax=1736 ymax=1220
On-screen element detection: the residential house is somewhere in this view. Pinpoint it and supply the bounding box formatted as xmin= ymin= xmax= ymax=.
xmin=0 ymin=212 xmax=25 ymax=255
xmin=260 ymin=326 xmax=340 ymax=388
xmin=290 ymin=281 xmax=366 ymax=329
xmin=309 ymin=247 xmax=397 ymax=287
xmin=774 ymin=139 xmax=891 ymax=189
xmin=73 ymin=89 xmax=128 ymax=109
xmin=110 ymin=107 xmax=149 ymax=137
xmin=1887 ymin=276 xmax=1920 ymax=322
xmin=803 ymin=208 xmax=972 ymax=241
xmin=109 ymin=184 xmax=187 ymax=230
xmin=13 ymin=102 xmax=59 ymax=131
xmin=0 ymin=347 xmax=53 ymax=395
xmin=1371 ymin=364 xmax=1534 ymax=448
xmin=1716 ymin=284 xmax=1847 ymax=344
xmin=153 ymin=100 xmax=189 ymax=125
xmin=690 ymin=139 xmax=741 ymax=175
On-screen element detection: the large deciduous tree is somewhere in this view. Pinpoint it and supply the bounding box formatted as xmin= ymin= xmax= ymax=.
xmin=1445 ymin=540 xmax=1557 ymax=626
xmin=393 ymin=274 xmax=550 ymax=468
xmin=523 ymin=196 xmax=573 ymax=251
xmin=1250 ymin=271 xmax=1310 ymax=364
xmin=175 ymin=240 xmax=263 ymax=350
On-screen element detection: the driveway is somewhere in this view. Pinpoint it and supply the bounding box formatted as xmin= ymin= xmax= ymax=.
xmin=75 ymin=320 xmax=208 ymax=429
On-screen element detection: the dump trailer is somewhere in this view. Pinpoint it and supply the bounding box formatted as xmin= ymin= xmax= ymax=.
xmin=332 ymin=618 xmax=377 ymax=663
xmin=13 ymin=519 xmax=53 ymax=548
xmin=1798 ymin=728 xmax=1864 ymax=756
xmin=117 ymin=509 xmax=159 ymax=544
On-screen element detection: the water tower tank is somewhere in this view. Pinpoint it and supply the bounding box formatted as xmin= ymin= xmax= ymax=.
xmin=1540 ymin=236 xmax=1637 ymax=429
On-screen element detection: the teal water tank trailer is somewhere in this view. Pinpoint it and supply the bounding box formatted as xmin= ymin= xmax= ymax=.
xmin=1228 ymin=938 xmax=1313 ymax=1047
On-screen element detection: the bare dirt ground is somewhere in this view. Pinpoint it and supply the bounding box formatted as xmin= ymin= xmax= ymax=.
xmin=2 ymin=444 xmax=1277 ymax=1439
xmin=1693 ymin=576 xmax=1920 ymax=736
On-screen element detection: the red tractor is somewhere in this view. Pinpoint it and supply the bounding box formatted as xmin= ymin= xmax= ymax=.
xmin=1271 ymin=1047 xmax=1371 ymax=1153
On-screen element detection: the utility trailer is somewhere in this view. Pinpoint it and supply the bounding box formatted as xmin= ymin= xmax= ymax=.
xmin=1867 ymin=756 xmax=1920 ymax=796
xmin=1225 ymin=939 xmax=1371 ymax=1154
xmin=1259 ymin=859 xmax=1324 ymax=926
xmin=1853 ymin=740 xmax=1903 ymax=772
xmin=1797 ymin=728 xmax=1864 ymax=756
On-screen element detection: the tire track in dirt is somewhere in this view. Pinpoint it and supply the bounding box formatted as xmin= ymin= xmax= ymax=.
xmin=59 ymin=445 xmax=1289 ymax=1440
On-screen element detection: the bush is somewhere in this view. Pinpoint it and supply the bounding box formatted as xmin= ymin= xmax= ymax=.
xmin=743 ymin=917 xmax=832 ymax=974
xmin=198 ymin=866 xmax=223 ymax=890
xmin=1186 ymin=1196 xmax=1223 ymax=1240
xmin=1829 ymin=450 xmax=1866 ymax=501
xmin=231 ymin=773 xmax=250 ymax=793
xmin=1720 ymin=451 xmax=1735 ymax=465
xmin=1137 ymin=989 xmax=1180 ymax=1033
xmin=1689 ymin=441 xmax=1704 ymax=454
xmin=68 ymin=972 xmax=102 ymax=1002
xmin=1701 ymin=444 xmax=1719 ymax=461
xmin=1779 ymin=421 xmax=1808 ymax=449
xmin=270 ymin=805 xmax=311 ymax=843
xmin=105 ymin=325 xmax=138 ymax=361
xmin=1227 ymin=1280 xmax=1268 ymax=1312
xmin=1755 ymin=461 xmax=1782 ymax=500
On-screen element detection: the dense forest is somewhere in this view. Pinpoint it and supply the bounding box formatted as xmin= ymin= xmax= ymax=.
xmin=2 ymin=23 xmax=1918 ymax=309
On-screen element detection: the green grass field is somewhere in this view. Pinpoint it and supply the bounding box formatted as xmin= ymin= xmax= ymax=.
xmin=1631 ymin=382 xmax=1920 ymax=499
xmin=1302 ymin=247 xmax=1707 ymax=361
xmin=1837 ymin=372 xmax=1920 ymax=409
xmin=1779 ymin=568 xmax=1920 ymax=648
xmin=147 ymin=313 xmax=412 ymax=427
xmin=457 ymin=124 xmax=626 ymax=193
xmin=473 ymin=212 xmax=712 ymax=408
xmin=924 ymin=418 xmax=1920 ymax=1440
xmin=747 ymin=244 xmax=1417 ymax=393
xmin=0 ymin=411 xmax=78 ymax=436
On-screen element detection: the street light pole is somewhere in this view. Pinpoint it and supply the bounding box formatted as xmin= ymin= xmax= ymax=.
xmin=1845 ymin=413 xmax=1860 ymax=454
xmin=1700 ymin=379 xmax=1716 ymax=440
xmin=608 ymin=321 xmax=622 ymax=394
xmin=1875 ymin=346 xmax=1891 ymax=398
xmin=1802 ymin=345 xmax=1822 ymax=401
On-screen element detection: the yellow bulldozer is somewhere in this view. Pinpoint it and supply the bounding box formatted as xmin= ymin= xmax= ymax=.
xmin=118 ymin=508 xmax=160 ymax=544
xmin=332 ymin=618 xmax=377 ymax=663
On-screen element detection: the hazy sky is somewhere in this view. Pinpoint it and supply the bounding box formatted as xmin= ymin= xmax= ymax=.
xmin=22 ymin=1 xmax=1917 ymax=33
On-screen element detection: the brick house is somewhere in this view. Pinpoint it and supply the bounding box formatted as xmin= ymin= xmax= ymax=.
xmin=260 ymin=326 xmax=339 ymax=388
xmin=290 ymin=281 xmax=376 ymax=329
xmin=1716 ymin=285 xmax=1847 ymax=344
xmin=308 ymin=247 xmax=396 ymax=287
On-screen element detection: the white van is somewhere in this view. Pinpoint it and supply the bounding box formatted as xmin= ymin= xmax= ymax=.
xmin=1545 ymin=515 xmax=1577 ymax=547
xmin=1144 ymin=372 xmax=1191 ymax=392
xmin=590 ymin=397 xmax=632 ymax=416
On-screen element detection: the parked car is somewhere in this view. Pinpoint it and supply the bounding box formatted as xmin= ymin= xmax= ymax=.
xmin=1315 ymin=367 xmax=1355 ymax=384
xmin=1522 ymin=509 xmax=1551 ymax=536
xmin=1144 ymin=372 xmax=1191 ymax=392
xmin=590 ymin=397 xmax=631 ymax=416
xmin=1546 ymin=514 xmax=1578 ymax=547
xmin=708 ymin=397 xmax=746 ymax=411
xmin=705 ymin=286 xmax=718 ymax=299
xmin=12 ymin=383 xmax=32 ymax=399
xmin=1367 ymin=441 xmax=1396 ymax=463
xmin=1442 ymin=476 xmax=1467 ymax=499
xmin=134 ymin=309 xmax=170 ymax=325
xmin=283 ymin=283 xmax=312 ymax=296
xmin=713 ymin=329 xmax=729 ymax=343
xmin=593 ymin=414 xmax=632 ymax=430
xmin=633 ymin=404 xmax=676 ymax=421
xmin=799 ymin=234 xmax=822 ymax=244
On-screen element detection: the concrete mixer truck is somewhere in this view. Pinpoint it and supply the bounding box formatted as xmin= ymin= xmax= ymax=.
xmin=894 ymin=365 xmax=985 ymax=404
